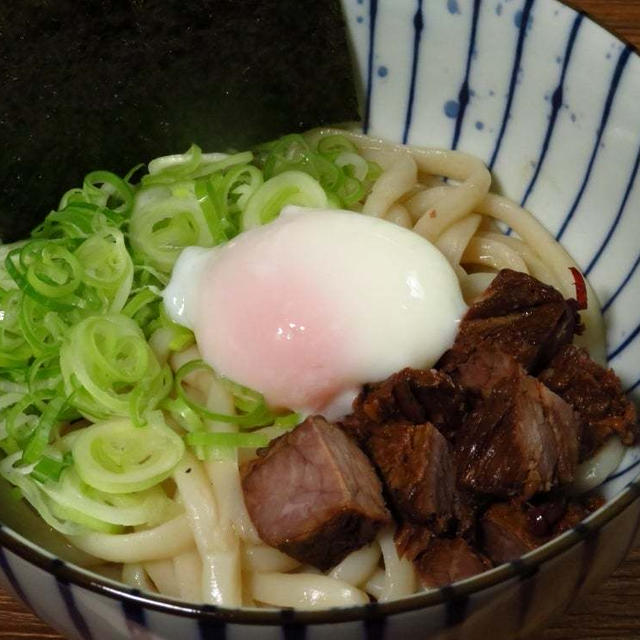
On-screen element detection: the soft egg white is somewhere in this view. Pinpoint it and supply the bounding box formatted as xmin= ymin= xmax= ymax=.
xmin=163 ymin=206 xmax=466 ymax=418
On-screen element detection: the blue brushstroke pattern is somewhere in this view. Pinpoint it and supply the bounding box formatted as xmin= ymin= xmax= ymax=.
xmin=488 ymin=0 xmax=536 ymax=170
xmin=520 ymin=13 xmax=583 ymax=207
xmin=555 ymin=46 xmax=633 ymax=240
xmin=451 ymin=0 xmax=482 ymax=149
xmin=402 ymin=0 xmax=425 ymax=143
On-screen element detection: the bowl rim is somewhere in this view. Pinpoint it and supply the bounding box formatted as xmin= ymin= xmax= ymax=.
xmin=1 ymin=0 xmax=640 ymax=628
xmin=1 ymin=478 xmax=638 ymax=625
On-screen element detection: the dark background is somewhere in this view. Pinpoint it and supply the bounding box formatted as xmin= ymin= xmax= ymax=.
xmin=0 ymin=0 xmax=358 ymax=242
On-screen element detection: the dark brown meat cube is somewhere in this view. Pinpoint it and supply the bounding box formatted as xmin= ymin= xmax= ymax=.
xmin=465 ymin=269 xmax=573 ymax=319
xmin=482 ymin=502 xmax=543 ymax=564
xmin=526 ymin=496 xmax=591 ymax=537
xmin=456 ymin=361 xmax=579 ymax=499
xmin=414 ymin=538 xmax=490 ymax=588
xmin=539 ymin=344 xmax=638 ymax=459
xmin=395 ymin=523 xmax=489 ymax=588
xmin=482 ymin=497 xmax=597 ymax=565
xmin=366 ymin=422 xmax=460 ymax=530
xmin=241 ymin=416 xmax=391 ymax=570
xmin=338 ymin=411 xmax=376 ymax=447
xmin=395 ymin=521 xmax=434 ymax=561
xmin=448 ymin=346 xmax=521 ymax=398
xmin=439 ymin=269 xmax=580 ymax=375
xmin=351 ymin=368 xmax=468 ymax=440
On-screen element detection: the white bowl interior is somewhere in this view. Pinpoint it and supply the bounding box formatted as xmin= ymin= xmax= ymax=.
xmin=343 ymin=0 xmax=640 ymax=500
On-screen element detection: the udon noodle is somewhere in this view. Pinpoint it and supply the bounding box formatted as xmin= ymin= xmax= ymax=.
xmin=37 ymin=130 xmax=620 ymax=609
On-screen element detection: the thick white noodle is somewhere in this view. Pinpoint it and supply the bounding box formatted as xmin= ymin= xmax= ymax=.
xmin=144 ymin=559 xmax=180 ymax=598
xmin=173 ymin=551 xmax=204 ymax=602
xmin=242 ymin=545 xmax=300 ymax=574
xmin=477 ymin=232 xmax=557 ymax=287
xmin=461 ymin=272 xmax=497 ymax=303
xmin=316 ymin=128 xmax=491 ymax=242
xmin=170 ymin=345 xmax=213 ymax=395
xmin=435 ymin=214 xmax=482 ymax=273
xmin=70 ymin=514 xmax=194 ymax=563
xmin=377 ymin=527 xmax=416 ymax=602
xmin=383 ymin=203 xmax=412 ymax=228
xmin=249 ymin=572 xmax=369 ymax=609
xmin=328 ymin=542 xmax=381 ymax=587
xmin=122 ymin=563 xmax=156 ymax=592
xmin=203 ymin=378 xmax=261 ymax=545
xmin=173 ymin=452 xmax=242 ymax=606
xmin=571 ymin=436 xmax=625 ymax=495
xmin=405 ymin=186 xmax=450 ymax=222
xmin=362 ymin=154 xmax=417 ymax=218
xmin=364 ymin=568 xmax=387 ymax=601
xmin=169 ymin=348 xmax=260 ymax=544
xmin=148 ymin=327 xmax=174 ymax=365
xmin=462 ymin=236 xmax=529 ymax=274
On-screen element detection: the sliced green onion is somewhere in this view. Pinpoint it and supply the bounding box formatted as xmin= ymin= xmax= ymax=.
xmin=48 ymin=500 xmax=123 ymax=534
xmin=121 ymin=288 xmax=159 ymax=320
xmin=175 ymin=360 xmax=273 ymax=428
xmin=191 ymin=151 xmax=254 ymax=179
xmin=31 ymin=453 xmax=72 ymax=483
xmin=316 ymin=134 xmax=357 ymax=155
xmin=241 ymin=171 xmax=328 ymax=230
xmin=22 ymin=395 xmax=67 ymax=464
xmin=0 ymin=289 xmax=33 ymax=366
xmin=195 ymin=178 xmax=232 ymax=245
xmin=185 ymin=431 xmax=270 ymax=449
xmin=161 ymin=396 xmax=204 ymax=433
xmin=60 ymin=314 xmax=171 ymax=421
xmin=18 ymin=294 xmax=69 ymax=357
xmin=0 ymin=452 xmax=84 ymax=535
xmin=129 ymin=188 xmax=213 ymax=273
xmin=273 ymin=412 xmax=302 ymax=429
xmin=42 ymin=468 xmax=171 ymax=527
xmin=262 ymin=134 xmax=317 ymax=179
xmin=144 ymin=144 xmax=203 ymax=185
xmin=74 ymin=228 xmax=133 ymax=312
xmin=336 ymin=176 xmax=365 ymax=207
xmin=83 ymin=171 xmax=134 ymax=218
xmin=72 ymin=414 xmax=184 ymax=493
xmin=334 ymin=152 xmax=369 ymax=181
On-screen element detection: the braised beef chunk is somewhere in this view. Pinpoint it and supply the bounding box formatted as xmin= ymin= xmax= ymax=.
xmin=414 ymin=538 xmax=490 ymax=588
xmin=482 ymin=497 xmax=596 ymax=565
xmin=539 ymin=345 xmax=638 ymax=459
xmin=395 ymin=521 xmax=434 ymax=561
xmin=465 ymin=269 xmax=572 ymax=319
xmin=241 ymin=416 xmax=391 ymax=570
xmin=455 ymin=359 xmax=579 ymax=499
xmin=395 ymin=523 xmax=489 ymax=587
xmin=338 ymin=411 xmax=377 ymax=446
xmin=351 ymin=368 xmax=468 ymax=440
xmin=449 ymin=346 xmax=521 ymax=398
xmin=366 ymin=421 xmax=459 ymax=530
xmin=439 ymin=269 xmax=580 ymax=375
xmin=482 ymin=501 xmax=542 ymax=564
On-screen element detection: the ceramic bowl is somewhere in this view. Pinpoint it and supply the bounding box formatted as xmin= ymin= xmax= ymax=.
xmin=1 ymin=0 xmax=640 ymax=638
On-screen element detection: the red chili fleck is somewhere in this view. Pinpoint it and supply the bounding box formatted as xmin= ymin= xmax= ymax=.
xmin=570 ymin=267 xmax=588 ymax=310
xmin=428 ymin=208 xmax=437 ymax=219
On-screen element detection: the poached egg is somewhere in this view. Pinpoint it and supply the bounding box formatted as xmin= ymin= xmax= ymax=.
xmin=163 ymin=206 xmax=466 ymax=418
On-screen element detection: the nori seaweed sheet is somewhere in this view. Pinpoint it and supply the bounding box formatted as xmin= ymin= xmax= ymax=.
xmin=0 ymin=0 xmax=359 ymax=242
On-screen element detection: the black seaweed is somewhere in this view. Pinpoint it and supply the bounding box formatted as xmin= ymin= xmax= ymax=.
xmin=0 ymin=0 xmax=359 ymax=242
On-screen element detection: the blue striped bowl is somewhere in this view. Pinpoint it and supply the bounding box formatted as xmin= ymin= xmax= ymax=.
xmin=1 ymin=1 xmax=640 ymax=638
